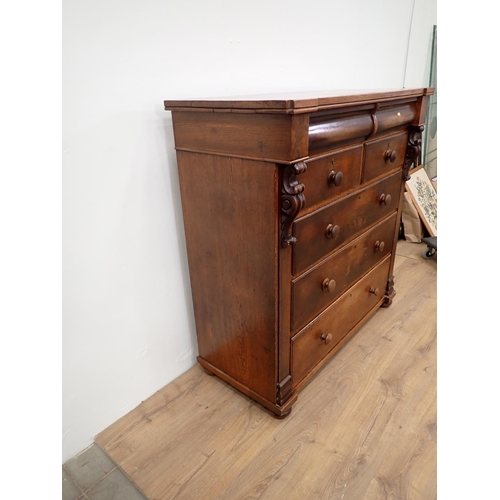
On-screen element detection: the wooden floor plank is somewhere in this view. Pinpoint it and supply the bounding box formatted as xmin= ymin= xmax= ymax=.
xmin=96 ymin=240 xmax=436 ymax=500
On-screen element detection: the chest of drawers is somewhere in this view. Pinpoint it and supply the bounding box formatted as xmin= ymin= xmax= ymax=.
xmin=164 ymin=88 xmax=433 ymax=417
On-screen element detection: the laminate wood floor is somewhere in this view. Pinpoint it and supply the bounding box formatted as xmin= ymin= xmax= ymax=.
xmin=96 ymin=240 xmax=437 ymax=500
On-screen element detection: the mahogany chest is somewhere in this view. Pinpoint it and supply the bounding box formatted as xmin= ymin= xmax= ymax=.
xmin=164 ymin=88 xmax=433 ymax=417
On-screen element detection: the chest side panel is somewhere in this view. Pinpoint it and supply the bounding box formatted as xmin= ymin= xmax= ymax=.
xmin=177 ymin=151 xmax=279 ymax=403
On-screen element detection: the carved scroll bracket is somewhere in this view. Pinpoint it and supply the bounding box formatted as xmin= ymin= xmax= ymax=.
xmin=382 ymin=274 xmax=396 ymax=308
xmin=403 ymin=125 xmax=425 ymax=180
xmin=281 ymin=161 xmax=307 ymax=248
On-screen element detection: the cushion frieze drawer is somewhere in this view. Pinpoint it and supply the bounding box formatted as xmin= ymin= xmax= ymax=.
xmin=300 ymin=145 xmax=363 ymax=215
xmin=363 ymin=132 xmax=408 ymax=183
xmin=292 ymin=257 xmax=391 ymax=386
xmin=291 ymin=212 xmax=397 ymax=333
xmin=292 ymin=170 xmax=402 ymax=275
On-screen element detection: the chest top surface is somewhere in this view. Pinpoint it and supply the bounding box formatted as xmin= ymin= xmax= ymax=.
xmin=164 ymin=88 xmax=434 ymax=114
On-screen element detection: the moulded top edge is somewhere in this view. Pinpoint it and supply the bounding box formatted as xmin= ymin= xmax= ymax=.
xmin=163 ymin=88 xmax=434 ymax=113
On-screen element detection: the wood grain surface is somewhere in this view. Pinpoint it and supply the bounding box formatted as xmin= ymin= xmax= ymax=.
xmin=291 ymin=213 xmax=396 ymax=333
xmin=293 ymin=171 xmax=402 ymax=275
xmin=176 ymin=151 xmax=279 ymax=403
xmin=96 ymin=240 xmax=436 ymax=500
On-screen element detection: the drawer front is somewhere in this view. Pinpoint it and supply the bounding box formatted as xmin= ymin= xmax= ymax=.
xmin=301 ymin=145 xmax=363 ymax=214
xmin=292 ymin=257 xmax=391 ymax=385
xmin=363 ymin=132 xmax=408 ymax=183
xmin=291 ymin=212 xmax=396 ymax=333
xmin=293 ymin=170 xmax=402 ymax=275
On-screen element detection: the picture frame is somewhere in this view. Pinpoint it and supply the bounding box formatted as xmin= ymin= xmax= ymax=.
xmin=405 ymin=165 xmax=437 ymax=237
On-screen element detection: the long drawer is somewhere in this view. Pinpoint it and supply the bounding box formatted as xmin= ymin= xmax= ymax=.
xmin=291 ymin=212 xmax=396 ymax=333
xmin=292 ymin=170 xmax=402 ymax=275
xmin=291 ymin=256 xmax=391 ymax=385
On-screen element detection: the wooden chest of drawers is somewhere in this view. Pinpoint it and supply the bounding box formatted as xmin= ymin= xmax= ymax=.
xmin=164 ymin=88 xmax=433 ymax=417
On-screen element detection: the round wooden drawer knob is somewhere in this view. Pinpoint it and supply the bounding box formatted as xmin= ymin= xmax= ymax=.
xmin=325 ymin=224 xmax=340 ymax=239
xmin=321 ymin=333 xmax=333 ymax=345
xmin=369 ymin=287 xmax=380 ymax=296
xmin=384 ymin=149 xmax=397 ymax=163
xmin=379 ymin=193 xmax=392 ymax=206
xmin=322 ymin=278 xmax=337 ymax=293
xmin=328 ymin=170 xmax=343 ymax=187
xmin=374 ymin=240 xmax=385 ymax=252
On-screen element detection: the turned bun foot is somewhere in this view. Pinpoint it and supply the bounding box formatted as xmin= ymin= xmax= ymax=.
xmin=273 ymin=408 xmax=292 ymax=419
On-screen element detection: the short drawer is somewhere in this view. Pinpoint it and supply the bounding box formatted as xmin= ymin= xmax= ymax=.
xmin=292 ymin=170 xmax=402 ymax=275
xmin=292 ymin=256 xmax=391 ymax=385
xmin=301 ymin=145 xmax=363 ymax=215
xmin=363 ymin=132 xmax=408 ymax=183
xmin=291 ymin=212 xmax=396 ymax=333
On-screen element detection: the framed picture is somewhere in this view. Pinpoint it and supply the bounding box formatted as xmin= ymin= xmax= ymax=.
xmin=405 ymin=165 xmax=437 ymax=237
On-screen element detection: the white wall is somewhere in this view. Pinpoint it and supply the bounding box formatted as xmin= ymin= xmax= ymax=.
xmin=62 ymin=0 xmax=436 ymax=463
xmin=405 ymin=0 xmax=437 ymax=87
